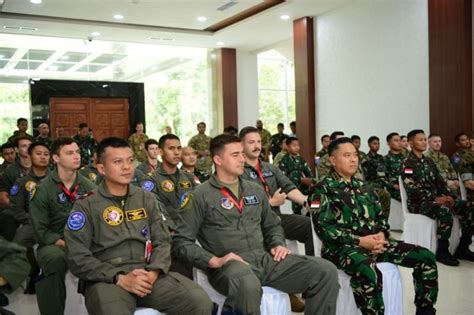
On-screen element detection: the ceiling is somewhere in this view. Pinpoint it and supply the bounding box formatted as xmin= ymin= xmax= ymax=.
xmin=0 ymin=0 xmax=354 ymax=84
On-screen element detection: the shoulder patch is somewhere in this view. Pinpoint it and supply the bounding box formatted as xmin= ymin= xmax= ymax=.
xmin=9 ymin=183 xmax=19 ymax=196
xmin=179 ymin=192 xmax=191 ymax=209
xmin=67 ymin=211 xmax=86 ymax=231
xmin=141 ymin=180 xmax=155 ymax=192
xmin=452 ymin=156 xmax=461 ymax=165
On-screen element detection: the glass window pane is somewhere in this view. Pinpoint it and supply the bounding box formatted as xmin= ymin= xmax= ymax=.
xmin=0 ymin=83 xmax=30 ymax=145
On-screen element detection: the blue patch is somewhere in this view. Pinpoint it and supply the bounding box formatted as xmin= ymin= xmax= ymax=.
xmin=179 ymin=192 xmax=188 ymax=206
xmin=249 ymin=171 xmax=258 ymax=179
xmin=452 ymin=156 xmax=461 ymax=165
xmin=67 ymin=211 xmax=86 ymax=231
xmin=263 ymin=171 xmax=274 ymax=177
xmin=141 ymin=226 xmax=148 ymax=237
xmin=141 ymin=180 xmax=155 ymax=192
xmin=58 ymin=192 xmax=67 ymax=203
xmin=9 ymin=184 xmax=19 ymax=196
xmin=243 ymin=195 xmax=259 ymax=205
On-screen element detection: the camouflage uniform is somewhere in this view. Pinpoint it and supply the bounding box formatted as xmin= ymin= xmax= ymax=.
xmin=272 ymin=150 xmax=287 ymax=166
xmin=259 ymin=128 xmax=272 ymax=161
xmin=278 ymin=154 xmax=314 ymax=214
xmin=316 ymin=148 xmax=328 ymax=158
xmin=384 ymin=151 xmax=404 ymax=201
xmin=79 ymin=164 xmax=102 ymax=185
xmin=270 ymin=132 xmax=288 ymax=158
xmin=188 ymin=134 xmax=212 ymax=176
xmin=73 ymin=134 xmax=98 ymax=167
xmin=459 ymin=153 xmax=474 ymax=202
xmin=451 ymin=149 xmax=474 ymax=172
xmin=425 ymin=150 xmax=459 ymax=196
xmin=310 ymin=171 xmax=438 ymax=314
xmin=316 ymin=154 xmax=332 ymax=179
xmin=128 ymin=133 xmax=149 ymax=163
xmin=7 ymin=131 xmax=32 ymax=143
xmin=361 ymin=152 xmax=391 ymax=218
xmin=35 ymin=135 xmax=53 ymax=149
xmin=181 ymin=167 xmax=209 ymax=184
xmin=401 ymin=151 xmax=474 ymax=241
xmin=358 ymin=150 xmax=367 ymax=164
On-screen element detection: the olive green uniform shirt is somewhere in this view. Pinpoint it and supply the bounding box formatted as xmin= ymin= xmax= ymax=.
xmin=0 ymin=237 xmax=30 ymax=294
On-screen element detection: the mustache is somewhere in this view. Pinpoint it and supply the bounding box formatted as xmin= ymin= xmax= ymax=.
xmin=252 ymin=148 xmax=261 ymax=152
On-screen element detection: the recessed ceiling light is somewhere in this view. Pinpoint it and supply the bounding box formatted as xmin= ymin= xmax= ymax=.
xmin=216 ymin=41 xmax=225 ymax=46
xmin=113 ymin=14 xmax=124 ymax=20
xmin=197 ymin=16 xmax=207 ymax=22
xmin=280 ymin=15 xmax=290 ymax=20
xmin=48 ymin=65 xmax=58 ymax=71
xmin=91 ymin=32 xmax=101 ymax=37
xmin=30 ymin=0 xmax=42 ymax=4
xmin=60 ymin=55 xmax=69 ymax=60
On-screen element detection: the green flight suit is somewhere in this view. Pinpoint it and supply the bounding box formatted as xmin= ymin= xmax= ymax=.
xmin=172 ymin=175 xmax=339 ymax=315
xmin=241 ymin=160 xmax=314 ymax=255
xmin=7 ymin=131 xmax=32 ymax=143
xmin=64 ymin=183 xmax=212 ymax=315
xmin=401 ymin=151 xmax=474 ymax=241
xmin=136 ymin=160 xmax=159 ymax=176
xmin=310 ymin=171 xmax=438 ymax=314
xmin=0 ymin=237 xmax=30 ymax=294
xmin=79 ymin=164 xmax=102 ymax=185
xmin=30 ymin=169 xmax=96 ymax=315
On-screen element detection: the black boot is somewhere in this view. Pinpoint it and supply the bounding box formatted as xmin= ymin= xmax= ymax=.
xmin=454 ymin=235 xmax=474 ymax=261
xmin=416 ymin=305 xmax=436 ymax=315
xmin=436 ymin=239 xmax=459 ymax=266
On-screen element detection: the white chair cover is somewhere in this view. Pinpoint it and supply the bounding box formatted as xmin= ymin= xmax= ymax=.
xmin=193 ymin=268 xmax=290 ymax=315
xmin=399 ymin=177 xmax=461 ymax=254
xmin=458 ymin=173 xmax=467 ymax=201
xmin=388 ymin=198 xmax=404 ymax=231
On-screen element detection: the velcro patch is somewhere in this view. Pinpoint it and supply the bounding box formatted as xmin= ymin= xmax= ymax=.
xmin=243 ymin=195 xmax=259 ymax=205
xmin=125 ymin=208 xmax=147 ymax=221
xmin=179 ymin=180 xmax=192 ymax=189
xmin=141 ymin=180 xmax=155 ymax=192
xmin=67 ymin=211 xmax=86 ymax=231
xmin=179 ymin=192 xmax=190 ymax=209
xmin=9 ymin=183 xmax=19 ymax=196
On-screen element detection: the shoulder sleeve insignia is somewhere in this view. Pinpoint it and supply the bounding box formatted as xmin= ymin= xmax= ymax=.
xmin=141 ymin=180 xmax=155 ymax=192
xmin=67 ymin=211 xmax=86 ymax=231
xmin=9 ymin=183 xmax=19 ymax=196
xmin=179 ymin=192 xmax=191 ymax=209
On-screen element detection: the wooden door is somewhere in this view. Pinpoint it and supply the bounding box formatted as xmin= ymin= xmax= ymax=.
xmin=50 ymin=97 xmax=129 ymax=141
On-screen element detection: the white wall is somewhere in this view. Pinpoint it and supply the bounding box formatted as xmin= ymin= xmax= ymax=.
xmin=315 ymin=0 xmax=429 ymax=154
xmin=236 ymin=50 xmax=259 ymax=130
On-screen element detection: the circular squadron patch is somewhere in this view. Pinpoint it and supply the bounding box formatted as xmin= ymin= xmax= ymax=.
xmin=220 ymin=197 xmax=234 ymax=210
xmin=161 ymin=180 xmax=175 ymax=192
xmin=103 ymin=206 xmax=124 ymax=226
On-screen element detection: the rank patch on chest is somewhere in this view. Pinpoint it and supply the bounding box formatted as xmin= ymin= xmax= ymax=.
xmin=67 ymin=211 xmax=86 ymax=231
xmin=220 ymin=197 xmax=234 ymax=210
xmin=125 ymin=208 xmax=147 ymax=222
xmin=161 ymin=180 xmax=175 ymax=192
xmin=249 ymin=171 xmax=258 ymax=179
xmin=404 ymin=168 xmax=413 ymax=175
xmin=25 ymin=181 xmax=36 ymax=192
xmin=9 ymin=183 xmax=19 ymax=196
xmin=103 ymin=206 xmax=124 ymax=226
xmin=141 ymin=180 xmax=155 ymax=192
xmin=243 ymin=195 xmax=259 ymax=205
xmin=179 ymin=180 xmax=192 ymax=189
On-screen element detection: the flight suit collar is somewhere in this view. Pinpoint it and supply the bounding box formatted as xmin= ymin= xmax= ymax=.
xmin=208 ymin=174 xmax=243 ymax=191
xmin=50 ymin=168 xmax=82 ymax=187
xmin=98 ymin=181 xmax=138 ymax=199
xmin=28 ymin=167 xmax=50 ymax=180
xmin=156 ymin=165 xmax=178 ymax=176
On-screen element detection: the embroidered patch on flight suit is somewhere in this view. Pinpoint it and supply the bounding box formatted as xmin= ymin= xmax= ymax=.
xmin=243 ymin=195 xmax=259 ymax=205
xmin=29 ymin=187 xmax=36 ymax=200
xmin=263 ymin=171 xmax=274 ymax=177
xmin=125 ymin=208 xmax=147 ymax=221
xmin=25 ymin=181 xmax=36 ymax=192
xmin=179 ymin=180 xmax=192 ymax=189
xmin=220 ymin=197 xmax=234 ymax=210
xmin=249 ymin=171 xmax=258 ymax=179
xmin=141 ymin=180 xmax=155 ymax=192
xmin=57 ymin=192 xmax=67 ymax=203
xmin=103 ymin=206 xmax=124 ymax=226
xmin=88 ymin=173 xmax=97 ymax=182
xmin=9 ymin=183 xmax=19 ymax=196
xmin=67 ymin=211 xmax=86 ymax=231
xmin=161 ymin=180 xmax=175 ymax=192
xmin=179 ymin=192 xmax=190 ymax=209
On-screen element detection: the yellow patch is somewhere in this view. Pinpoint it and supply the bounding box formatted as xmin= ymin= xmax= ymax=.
xmin=29 ymin=187 xmax=36 ymax=200
xmin=179 ymin=180 xmax=192 ymax=189
xmin=25 ymin=181 xmax=36 ymax=192
xmin=103 ymin=206 xmax=124 ymax=226
xmin=161 ymin=180 xmax=175 ymax=192
xmin=125 ymin=208 xmax=147 ymax=221
xmin=180 ymin=193 xmax=190 ymax=209
xmin=88 ymin=172 xmax=97 ymax=182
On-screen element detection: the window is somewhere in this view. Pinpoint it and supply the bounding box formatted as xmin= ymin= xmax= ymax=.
xmin=257 ymin=49 xmax=295 ymax=135
xmin=0 ymin=83 xmax=30 ymax=144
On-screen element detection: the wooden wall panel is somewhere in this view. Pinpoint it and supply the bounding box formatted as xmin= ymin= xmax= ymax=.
xmin=217 ymin=48 xmax=238 ymax=129
xmin=293 ymin=17 xmax=316 ymax=168
xmin=429 ymin=0 xmax=472 ymax=155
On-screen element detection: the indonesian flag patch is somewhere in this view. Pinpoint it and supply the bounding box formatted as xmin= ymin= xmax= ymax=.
xmin=404 ymin=168 xmax=414 ymax=174
xmin=310 ymin=200 xmax=320 ymax=209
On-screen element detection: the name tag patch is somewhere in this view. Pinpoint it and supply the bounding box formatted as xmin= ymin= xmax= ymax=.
xmin=67 ymin=211 xmax=86 ymax=231
xmin=125 ymin=208 xmax=147 ymax=221
xmin=243 ymin=195 xmax=259 ymax=205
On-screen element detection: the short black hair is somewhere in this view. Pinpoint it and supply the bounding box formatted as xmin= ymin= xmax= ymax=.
xmin=97 ymin=137 xmax=130 ymax=163
xmin=407 ymin=129 xmax=424 ymax=141
xmin=368 ymin=136 xmax=379 ymax=144
xmin=400 ymin=135 xmax=407 ymax=140
xmin=351 ymin=135 xmax=361 ymax=141
xmin=285 ymin=137 xmax=298 ymax=146
xmin=28 ymin=142 xmax=49 ymax=155
xmin=321 ymin=135 xmax=329 ymax=142
xmin=428 ymin=133 xmax=441 ymax=139
xmin=197 ymin=122 xmax=206 ymax=128
xmin=51 ymin=137 xmax=76 ymax=155
xmin=13 ymin=135 xmax=33 ymax=147
xmin=1 ymin=142 xmax=15 ymax=151
xmin=78 ymin=122 xmax=88 ymax=129
xmin=238 ymin=126 xmax=259 ymax=139
xmin=210 ymin=134 xmax=241 ymax=158
xmin=386 ymin=132 xmax=399 ymax=143
xmin=158 ymin=134 xmax=180 ymax=149
xmin=290 ymin=121 xmax=296 ymax=127
xmin=17 ymin=118 xmax=27 ymax=125
xmin=328 ymin=137 xmax=355 ymax=157
xmin=277 ymin=123 xmax=284 ymax=128
xmin=454 ymin=132 xmax=468 ymax=143
xmin=144 ymin=139 xmax=159 ymax=150
xmin=330 ymin=131 xmax=344 ymax=141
